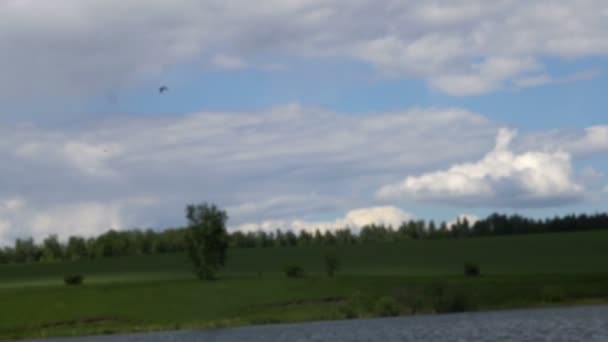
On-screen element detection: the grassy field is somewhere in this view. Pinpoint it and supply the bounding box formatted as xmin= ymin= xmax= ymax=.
xmin=1 ymin=230 xmax=608 ymax=339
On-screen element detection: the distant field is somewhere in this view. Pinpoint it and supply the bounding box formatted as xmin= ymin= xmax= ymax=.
xmin=1 ymin=230 xmax=607 ymax=339
xmin=2 ymin=230 xmax=607 ymax=286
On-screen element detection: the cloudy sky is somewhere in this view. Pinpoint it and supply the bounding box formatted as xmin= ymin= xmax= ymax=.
xmin=1 ymin=0 xmax=608 ymax=244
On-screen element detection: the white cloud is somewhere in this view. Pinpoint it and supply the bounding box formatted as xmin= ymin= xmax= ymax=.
xmin=231 ymin=206 xmax=413 ymax=233
xmin=0 ymin=105 xmax=498 ymax=240
xmin=567 ymin=126 xmax=608 ymax=156
xmin=0 ymin=196 xmax=158 ymax=246
xmin=1 ymin=0 xmax=607 ymax=101
xmin=447 ymin=214 xmax=480 ymax=229
xmin=514 ymin=69 xmax=602 ymax=88
xmin=377 ymin=128 xmax=585 ymax=207
xmin=16 ymin=140 xmax=123 ymax=177
xmin=0 ymin=104 xmax=605 ymax=241
xmin=0 ymin=198 xmax=25 ymax=212
xmin=520 ymin=125 xmax=608 ymax=157
xmin=211 ymin=54 xmax=248 ymax=70
xmin=430 ymin=57 xmax=541 ymax=95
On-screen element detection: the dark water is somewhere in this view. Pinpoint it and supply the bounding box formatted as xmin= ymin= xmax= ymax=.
xmin=20 ymin=305 xmax=608 ymax=342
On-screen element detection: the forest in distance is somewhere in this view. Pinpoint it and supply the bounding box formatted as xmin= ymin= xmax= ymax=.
xmin=2 ymin=211 xmax=608 ymax=265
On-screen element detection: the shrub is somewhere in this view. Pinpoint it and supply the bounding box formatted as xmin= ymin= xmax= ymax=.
xmin=64 ymin=274 xmax=84 ymax=285
xmin=337 ymin=302 xmax=358 ymax=319
xmin=541 ymin=286 xmax=566 ymax=303
xmin=324 ymin=253 xmax=340 ymax=277
xmin=283 ymin=265 xmax=304 ymax=278
xmin=427 ymin=283 xmax=476 ymax=313
xmin=374 ymin=296 xmax=400 ymax=317
xmin=464 ymin=262 xmax=480 ymax=277
xmin=395 ymin=288 xmax=425 ymax=314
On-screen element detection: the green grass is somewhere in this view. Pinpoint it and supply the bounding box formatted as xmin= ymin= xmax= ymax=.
xmin=1 ymin=230 xmax=608 ymax=339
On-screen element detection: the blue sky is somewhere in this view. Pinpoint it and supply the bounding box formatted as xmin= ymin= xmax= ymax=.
xmin=1 ymin=1 xmax=608 ymax=244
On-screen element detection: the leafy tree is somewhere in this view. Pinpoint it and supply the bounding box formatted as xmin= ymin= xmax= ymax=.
xmin=42 ymin=234 xmax=64 ymax=262
xmin=0 ymin=248 xmax=10 ymax=264
xmin=14 ymin=238 xmax=41 ymax=263
xmin=66 ymin=236 xmax=88 ymax=260
xmin=297 ymin=230 xmax=313 ymax=245
xmin=284 ymin=231 xmax=298 ymax=246
xmin=185 ymin=203 xmax=229 ymax=280
xmin=324 ymin=252 xmax=340 ymax=277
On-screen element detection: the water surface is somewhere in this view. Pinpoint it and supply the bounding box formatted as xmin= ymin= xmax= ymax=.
xmin=19 ymin=305 xmax=608 ymax=342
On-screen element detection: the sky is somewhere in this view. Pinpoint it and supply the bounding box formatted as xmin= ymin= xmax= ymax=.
xmin=1 ymin=0 xmax=608 ymax=245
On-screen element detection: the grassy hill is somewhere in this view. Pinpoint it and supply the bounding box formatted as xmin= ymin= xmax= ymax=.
xmin=1 ymin=230 xmax=607 ymax=339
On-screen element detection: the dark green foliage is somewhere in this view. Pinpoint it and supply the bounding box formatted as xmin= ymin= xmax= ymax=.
xmin=373 ymin=296 xmax=400 ymax=316
xmin=14 ymin=238 xmax=42 ymax=263
xmin=337 ymin=302 xmax=358 ymax=319
xmin=42 ymin=235 xmax=64 ymax=262
xmin=541 ymin=286 xmax=566 ymax=303
xmin=185 ymin=203 xmax=229 ymax=280
xmin=464 ymin=262 xmax=481 ymax=277
xmin=428 ymin=283 xmax=477 ymax=313
xmin=63 ymin=274 xmax=84 ymax=285
xmin=2 ymin=212 xmax=608 ymax=266
xmin=283 ymin=265 xmax=304 ymax=278
xmin=324 ymin=253 xmax=340 ymax=277
xmin=66 ymin=236 xmax=88 ymax=261
xmin=395 ymin=288 xmax=425 ymax=314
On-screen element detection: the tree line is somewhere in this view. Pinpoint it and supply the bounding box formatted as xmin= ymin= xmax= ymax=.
xmin=1 ymin=211 xmax=608 ymax=265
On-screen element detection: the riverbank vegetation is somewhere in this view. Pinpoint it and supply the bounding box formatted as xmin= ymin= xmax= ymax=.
xmin=1 ymin=230 xmax=608 ymax=339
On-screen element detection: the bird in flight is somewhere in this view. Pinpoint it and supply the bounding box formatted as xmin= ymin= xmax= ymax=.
xmin=159 ymin=85 xmax=169 ymax=94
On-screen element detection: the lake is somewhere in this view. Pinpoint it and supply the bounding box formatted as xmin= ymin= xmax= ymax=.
xmin=18 ymin=305 xmax=608 ymax=342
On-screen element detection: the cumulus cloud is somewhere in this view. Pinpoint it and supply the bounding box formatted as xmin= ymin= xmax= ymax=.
xmin=377 ymin=128 xmax=585 ymax=207
xmin=518 ymin=125 xmax=608 ymax=157
xmin=231 ymin=206 xmax=413 ymax=233
xmin=16 ymin=140 xmax=123 ymax=177
xmin=0 ymin=105 xmax=497 ymax=240
xmin=1 ymin=0 xmax=607 ymax=101
xmin=0 ymin=196 xmax=158 ymax=246
xmin=1 ymin=104 xmax=606 ymax=242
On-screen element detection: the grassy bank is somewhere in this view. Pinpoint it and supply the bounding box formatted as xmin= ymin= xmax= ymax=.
xmin=1 ymin=230 xmax=608 ymax=339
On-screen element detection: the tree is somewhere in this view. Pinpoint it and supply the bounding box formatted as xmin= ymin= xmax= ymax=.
xmin=185 ymin=203 xmax=229 ymax=280
xmin=42 ymin=234 xmax=64 ymax=262
xmin=14 ymin=238 xmax=41 ymax=263
xmin=66 ymin=236 xmax=88 ymax=260
xmin=324 ymin=252 xmax=340 ymax=277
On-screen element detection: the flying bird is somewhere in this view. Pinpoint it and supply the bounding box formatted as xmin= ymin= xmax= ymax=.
xmin=159 ymin=85 xmax=169 ymax=94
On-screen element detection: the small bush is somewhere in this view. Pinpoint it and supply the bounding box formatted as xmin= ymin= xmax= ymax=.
xmin=337 ymin=302 xmax=359 ymax=319
xmin=283 ymin=265 xmax=305 ymax=278
xmin=373 ymin=296 xmax=400 ymax=317
xmin=428 ymin=283 xmax=476 ymax=313
xmin=63 ymin=274 xmax=84 ymax=285
xmin=395 ymin=288 xmax=425 ymax=314
xmin=541 ymin=286 xmax=566 ymax=303
xmin=464 ymin=262 xmax=480 ymax=277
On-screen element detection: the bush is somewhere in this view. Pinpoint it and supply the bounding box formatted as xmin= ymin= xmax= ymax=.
xmin=374 ymin=296 xmax=400 ymax=317
xmin=64 ymin=274 xmax=84 ymax=285
xmin=337 ymin=302 xmax=358 ymax=319
xmin=283 ymin=265 xmax=304 ymax=278
xmin=541 ymin=286 xmax=566 ymax=303
xmin=428 ymin=283 xmax=476 ymax=313
xmin=464 ymin=262 xmax=480 ymax=277
xmin=324 ymin=253 xmax=340 ymax=277
xmin=395 ymin=288 xmax=425 ymax=314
